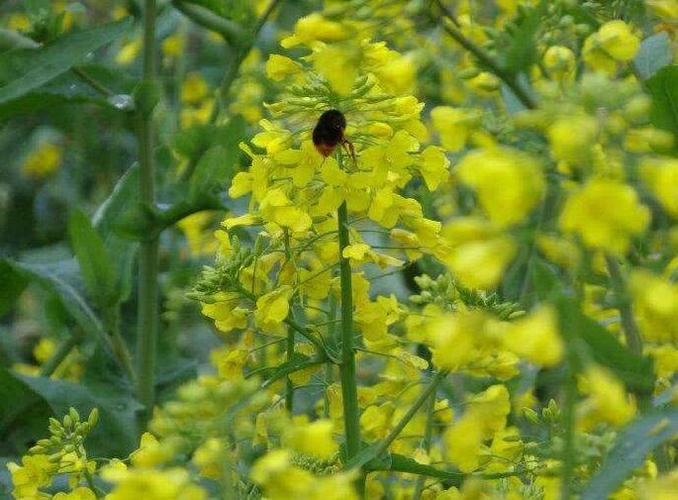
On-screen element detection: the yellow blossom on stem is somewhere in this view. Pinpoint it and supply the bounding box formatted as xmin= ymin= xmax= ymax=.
xmin=456 ymin=147 xmax=545 ymax=227
xmin=559 ymin=179 xmax=650 ymax=254
xmin=583 ymin=20 xmax=640 ymax=73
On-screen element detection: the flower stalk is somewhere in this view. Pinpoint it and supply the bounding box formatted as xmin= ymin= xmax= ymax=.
xmin=136 ymin=0 xmax=159 ymax=415
xmin=336 ymin=155 xmax=361 ymax=462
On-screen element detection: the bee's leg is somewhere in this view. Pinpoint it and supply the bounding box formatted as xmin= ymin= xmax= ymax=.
xmin=342 ymin=139 xmax=357 ymax=167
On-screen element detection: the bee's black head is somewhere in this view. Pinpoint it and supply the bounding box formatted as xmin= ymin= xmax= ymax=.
xmin=313 ymin=109 xmax=347 ymax=150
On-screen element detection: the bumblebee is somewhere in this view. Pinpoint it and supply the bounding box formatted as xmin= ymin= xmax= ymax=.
xmin=312 ymin=109 xmax=355 ymax=162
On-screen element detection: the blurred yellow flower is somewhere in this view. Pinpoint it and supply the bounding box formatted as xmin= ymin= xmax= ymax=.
xmin=583 ymin=20 xmax=640 ymax=73
xmin=456 ymin=147 xmax=545 ymax=227
xmin=629 ymin=270 xmax=678 ymax=343
xmin=181 ymin=72 xmax=210 ymax=105
xmin=543 ymin=46 xmax=576 ymax=81
xmin=578 ymin=366 xmax=636 ymax=429
xmin=640 ymin=158 xmax=678 ymax=218
xmin=504 ymin=306 xmax=563 ymax=367
xmin=116 ymin=38 xmax=142 ymax=65
xmin=559 ymin=179 xmax=650 ymax=254
xmin=22 ymin=142 xmax=63 ymax=179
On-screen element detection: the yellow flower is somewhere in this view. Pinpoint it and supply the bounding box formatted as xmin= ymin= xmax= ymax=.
xmin=440 ymin=217 xmax=517 ymax=289
xmin=456 ymin=147 xmax=544 ymax=227
xmin=254 ymin=286 xmax=293 ymax=331
xmin=536 ymin=233 xmax=581 ymax=269
xmin=547 ymin=114 xmax=598 ymax=165
xmin=210 ymin=344 xmax=249 ymax=379
xmin=504 ymin=306 xmax=564 ymax=367
xmin=7 ymin=13 xmax=30 ymax=32
xmin=559 ymin=179 xmax=650 ymax=254
xmin=629 ymin=270 xmax=678 ymax=343
xmin=583 ymin=20 xmax=640 ymax=73
xmin=578 ymin=366 xmax=636 ymax=429
xmin=426 ymin=310 xmax=486 ymax=371
xmin=192 ymin=438 xmax=226 ymax=480
xmin=131 ymin=432 xmax=175 ymax=468
xmin=281 ymin=13 xmax=349 ymax=48
xmin=443 ymin=385 xmax=510 ymax=472
xmin=201 ymin=292 xmax=248 ymax=334
xmin=116 ymin=38 xmax=142 ymax=65
xmin=543 ymin=46 xmax=576 ymax=80
xmin=162 ymin=33 xmax=186 ymax=59
xmin=639 ymin=470 xmax=678 ymax=500
xmin=177 ymin=211 xmax=218 ymax=257
xmin=640 ymin=158 xmax=678 ymax=218
xmin=418 ymin=146 xmax=450 ymax=191
xmin=22 ymin=142 xmax=63 ymax=179
xmin=266 ymin=54 xmax=302 ymax=81
xmin=646 ymin=0 xmax=678 ymax=19
xmin=284 ymin=418 xmax=338 ymax=459
xmin=8 ymin=454 xmax=57 ymax=498
xmin=53 ymin=487 xmax=97 ymax=500
xmin=181 ymin=72 xmax=210 ymax=105
xmin=259 ymin=188 xmax=312 ymax=233
xmin=430 ymin=106 xmax=481 ymax=152
xmin=103 ymin=466 xmax=207 ymax=500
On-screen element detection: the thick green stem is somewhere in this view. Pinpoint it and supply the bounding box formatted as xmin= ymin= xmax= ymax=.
xmin=433 ymin=0 xmax=536 ymax=110
xmin=136 ymin=0 xmax=159 ymax=414
xmin=605 ymin=255 xmax=643 ymax=355
xmin=40 ymin=335 xmax=79 ymax=377
xmin=337 ymin=198 xmax=361 ymax=461
xmin=283 ymin=229 xmax=295 ymax=413
xmin=560 ymin=366 xmax=577 ymax=500
xmin=413 ymin=387 xmax=437 ymax=500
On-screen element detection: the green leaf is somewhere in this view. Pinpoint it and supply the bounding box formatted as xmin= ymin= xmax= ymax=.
xmin=634 ymin=32 xmax=672 ymax=81
xmin=581 ymin=407 xmax=678 ymax=500
xmin=555 ymin=298 xmax=655 ymax=395
xmin=0 ymin=367 xmax=54 ymax=454
xmin=93 ymin=164 xmax=139 ymax=237
xmin=0 ymin=18 xmax=132 ymax=106
xmin=17 ymin=374 xmax=142 ymax=457
xmin=0 ymin=64 xmax=135 ymax=120
xmin=69 ymin=208 xmax=118 ymax=308
xmin=4 ymin=259 xmax=112 ymax=355
xmin=0 ymin=260 xmax=28 ymax=317
xmin=646 ymin=65 xmax=678 ymax=148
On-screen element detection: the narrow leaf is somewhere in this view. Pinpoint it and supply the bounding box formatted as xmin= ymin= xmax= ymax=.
xmin=0 ymin=19 xmax=132 ymax=105
xmin=582 ymin=408 xmax=678 ymax=500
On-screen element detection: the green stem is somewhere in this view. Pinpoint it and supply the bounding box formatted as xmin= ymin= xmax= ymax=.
xmin=412 ymin=386 xmax=437 ymax=500
xmin=369 ymin=371 xmax=448 ymax=463
xmin=560 ymin=366 xmax=577 ymax=500
xmin=605 ymin=255 xmax=643 ymax=355
xmin=136 ymin=0 xmax=159 ymax=415
xmin=40 ymin=335 xmax=79 ymax=377
xmin=337 ymin=192 xmax=361 ymax=462
xmin=106 ymin=309 xmax=136 ymax=383
xmin=171 ymin=0 xmax=246 ymax=43
xmin=433 ymin=0 xmax=536 ymax=110
xmin=71 ymin=67 xmax=114 ymax=98
xmin=283 ymin=229 xmax=295 ymax=413
xmin=179 ymin=0 xmax=283 ymax=182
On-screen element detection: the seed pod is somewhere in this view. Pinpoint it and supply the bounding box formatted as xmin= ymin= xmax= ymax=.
xmin=69 ymin=407 xmax=80 ymax=424
xmin=88 ymin=408 xmax=99 ymax=428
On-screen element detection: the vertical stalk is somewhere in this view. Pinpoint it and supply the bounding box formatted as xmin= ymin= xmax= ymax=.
xmin=336 ymin=154 xmax=361 ymax=462
xmin=283 ymin=229 xmax=295 ymax=413
xmin=412 ymin=388 xmax=437 ymax=500
xmin=136 ymin=0 xmax=159 ymax=414
xmin=560 ymin=365 xmax=576 ymax=500
xmin=605 ymin=255 xmax=642 ymax=355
